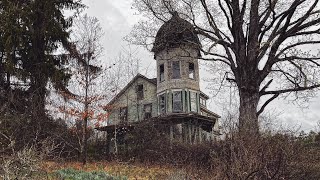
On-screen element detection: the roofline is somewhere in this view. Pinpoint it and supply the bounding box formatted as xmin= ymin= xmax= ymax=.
xmin=200 ymin=107 xmax=221 ymax=118
xmin=106 ymin=73 xmax=157 ymax=108
xmin=200 ymin=91 xmax=209 ymax=99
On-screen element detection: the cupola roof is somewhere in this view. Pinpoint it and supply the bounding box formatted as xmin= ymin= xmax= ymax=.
xmin=151 ymin=12 xmax=201 ymax=56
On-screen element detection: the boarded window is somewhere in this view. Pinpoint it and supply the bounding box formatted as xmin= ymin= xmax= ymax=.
xmin=159 ymin=64 xmax=164 ymax=82
xmin=188 ymin=62 xmax=195 ymax=79
xmin=190 ymin=92 xmax=197 ymax=112
xmin=144 ymin=104 xmax=152 ymax=119
xmin=172 ymin=91 xmax=183 ymax=112
xmin=136 ymin=84 xmax=144 ymax=100
xmin=119 ymin=107 xmax=128 ymax=122
xmin=159 ymin=94 xmax=166 ymax=114
xmin=172 ymin=61 xmax=180 ymax=79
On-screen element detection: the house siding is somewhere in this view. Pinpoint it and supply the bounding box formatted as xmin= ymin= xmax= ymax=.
xmin=107 ymin=77 xmax=157 ymax=125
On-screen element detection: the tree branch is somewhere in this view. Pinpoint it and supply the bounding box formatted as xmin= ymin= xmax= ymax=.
xmin=257 ymin=93 xmax=279 ymax=116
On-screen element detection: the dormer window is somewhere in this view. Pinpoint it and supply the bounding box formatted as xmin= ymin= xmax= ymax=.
xmin=172 ymin=61 xmax=180 ymax=79
xmin=159 ymin=64 xmax=164 ymax=82
xmin=188 ymin=62 xmax=195 ymax=79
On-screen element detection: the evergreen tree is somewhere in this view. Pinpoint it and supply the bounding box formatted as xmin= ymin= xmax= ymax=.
xmin=0 ymin=0 xmax=85 ymax=117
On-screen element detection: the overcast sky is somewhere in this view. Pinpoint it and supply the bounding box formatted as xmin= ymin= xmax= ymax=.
xmin=81 ymin=0 xmax=320 ymax=132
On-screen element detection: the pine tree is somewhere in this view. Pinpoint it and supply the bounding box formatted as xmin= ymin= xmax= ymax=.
xmin=0 ymin=0 xmax=85 ymax=116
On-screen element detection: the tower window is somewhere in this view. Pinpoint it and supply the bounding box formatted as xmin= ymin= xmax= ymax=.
xmin=144 ymin=104 xmax=152 ymax=119
xmin=159 ymin=64 xmax=164 ymax=82
xmin=172 ymin=91 xmax=182 ymax=112
xmin=119 ymin=107 xmax=128 ymax=122
xmin=188 ymin=62 xmax=195 ymax=79
xmin=159 ymin=94 xmax=166 ymax=114
xmin=190 ymin=92 xmax=197 ymax=112
xmin=172 ymin=61 xmax=180 ymax=79
xmin=136 ymin=84 xmax=144 ymax=100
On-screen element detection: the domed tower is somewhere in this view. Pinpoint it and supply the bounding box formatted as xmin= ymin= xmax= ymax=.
xmin=152 ymin=12 xmax=202 ymax=115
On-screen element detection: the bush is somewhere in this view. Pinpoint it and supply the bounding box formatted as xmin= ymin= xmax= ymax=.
xmin=114 ymin=122 xmax=320 ymax=179
xmin=0 ymin=146 xmax=41 ymax=180
xmin=56 ymin=168 xmax=127 ymax=180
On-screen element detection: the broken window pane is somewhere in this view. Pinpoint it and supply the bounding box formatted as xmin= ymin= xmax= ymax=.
xmin=172 ymin=61 xmax=180 ymax=79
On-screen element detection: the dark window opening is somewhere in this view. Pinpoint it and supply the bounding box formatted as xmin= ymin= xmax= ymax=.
xmin=159 ymin=94 xmax=166 ymax=114
xmin=159 ymin=64 xmax=164 ymax=82
xmin=136 ymin=84 xmax=144 ymax=100
xmin=119 ymin=107 xmax=128 ymax=122
xmin=144 ymin=104 xmax=152 ymax=119
xmin=172 ymin=61 xmax=180 ymax=79
xmin=188 ymin=62 xmax=195 ymax=79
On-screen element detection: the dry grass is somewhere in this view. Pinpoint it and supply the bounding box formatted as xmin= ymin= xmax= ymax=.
xmin=41 ymin=161 xmax=179 ymax=180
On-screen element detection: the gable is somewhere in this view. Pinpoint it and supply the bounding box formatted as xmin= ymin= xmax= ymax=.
xmin=106 ymin=74 xmax=157 ymax=108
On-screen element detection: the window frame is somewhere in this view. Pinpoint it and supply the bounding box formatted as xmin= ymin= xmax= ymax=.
xmin=190 ymin=91 xmax=198 ymax=112
xmin=158 ymin=93 xmax=166 ymax=114
xmin=172 ymin=90 xmax=183 ymax=112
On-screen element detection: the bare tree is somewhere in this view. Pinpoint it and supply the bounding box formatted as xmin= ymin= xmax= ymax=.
xmin=57 ymin=14 xmax=105 ymax=165
xmin=128 ymin=0 xmax=320 ymax=135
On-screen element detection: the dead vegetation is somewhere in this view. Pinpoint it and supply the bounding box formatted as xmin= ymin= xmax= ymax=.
xmin=1 ymin=115 xmax=320 ymax=179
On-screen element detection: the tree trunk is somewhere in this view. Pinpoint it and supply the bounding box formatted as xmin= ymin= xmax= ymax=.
xmin=238 ymin=89 xmax=260 ymax=136
xmin=81 ymin=116 xmax=88 ymax=165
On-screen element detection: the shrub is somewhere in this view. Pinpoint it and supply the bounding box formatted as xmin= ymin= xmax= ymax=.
xmin=0 ymin=146 xmax=41 ymax=180
xmin=114 ymin=122 xmax=320 ymax=179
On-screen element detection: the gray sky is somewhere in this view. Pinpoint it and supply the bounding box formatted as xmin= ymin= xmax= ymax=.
xmin=81 ymin=0 xmax=320 ymax=132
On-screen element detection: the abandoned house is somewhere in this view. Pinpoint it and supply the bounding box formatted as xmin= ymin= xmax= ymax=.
xmin=97 ymin=12 xmax=221 ymax=153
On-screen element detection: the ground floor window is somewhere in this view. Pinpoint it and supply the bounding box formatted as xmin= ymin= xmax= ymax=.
xmin=144 ymin=104 xmax=152 ymax=119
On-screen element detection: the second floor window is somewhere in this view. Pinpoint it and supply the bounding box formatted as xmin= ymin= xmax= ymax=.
xmin=172 ymin=61 xmax=180 ymax=79
xmin=136 ymin=84 xmax=144 ymax=100
xmin=172 ymin=91 xmax=182 ymax=112
xmin=119 ymin=107 xmax=128 ymax=122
